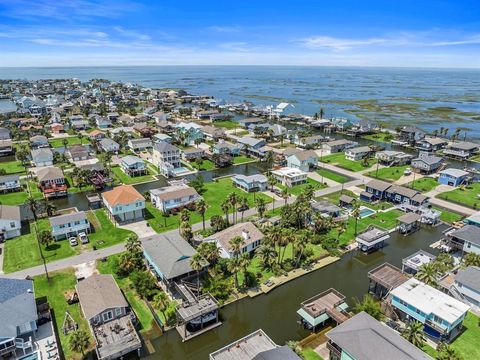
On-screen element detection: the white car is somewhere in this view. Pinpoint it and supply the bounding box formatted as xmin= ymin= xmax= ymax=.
xmin=69 ymin=237 xmax=78 ymax=246
xmin=404 ymin=168 xmax=412 ymax=176
xmin=78 ymin=232 xmax=89 ymax=244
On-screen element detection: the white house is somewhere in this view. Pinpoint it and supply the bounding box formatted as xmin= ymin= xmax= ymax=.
xmin=152 ymin=142 xmax=181 ymax=177
xmin=453 ymin=266 xmax=480 ymax=310
xmin=31 ymin=148 xmax=53 ymax=167
xmin=0 ymin=174 xmax=21 ymax=193
xmin=286 ymin=150 xmax=318 ymax=172
xmin=99 ymin=138 xmax=120 ymax=154
xmin=0 ymin=205 xmax=21 ymax=240
xmin=102 ymin=185 xmax=145 ymax=223
xmin=345 ymin=146 xmax=371 ymax=161
xmin=271 ymin=167 xmax=308 ymax=187
xmin=204 ymin=222 xmax=265 ymax=259
xmin=49 ymin=211 xmax=90 ymax=240
xmin=150 ymin=184 xmax=201 ymax=213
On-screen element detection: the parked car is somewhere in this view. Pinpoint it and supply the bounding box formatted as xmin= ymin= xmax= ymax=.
xmin=69 ymin=237 xmax=78 ymax=246
xmin=404 ymin=167 xmax=412 ymax=176
xmin=78 ymin=232 xmax=89 ymax=244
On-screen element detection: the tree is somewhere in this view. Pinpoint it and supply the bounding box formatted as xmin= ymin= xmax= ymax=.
xmin=352 ymin=204 xmax=361 ymax=236
xmin=227 ymin=257 xmax=241 ymax=289
xmin=280 ymin=187 xmax=290 ymax=205
xmin=228 ymin=192 xmax=238 ymax=224
xmin=210 ymin=215 xmax=226 ymax=232
xmin=190 ymin=253 xmax=206 ymax=288
xmin=125 ymin=234 xmax=141 ymax=253
xmin=180 ymin=208 xmax=190 ymax=223
xmin=336 ymin=222 xmax=347 ymax=245
xmin=78 ymin=133 xmax=84 ymax=145
xmin=62 ymin=138 xmax=69 ymax=152
xmin=463 ymin=252 xmax=480 ymax=267
xmin=239 ymin=196 xmax=249 ymax=222
xmin=130 ymin=270 xmax=158 ymax=299
xmin=69 ymin=330 xmax=90 ymax=356
xmin=264 ymin=151 xmax=274 ymax=168
xmin=26 ymin=196 xmax=39 ymax=221
xmin=196 ymin=199 xmax=207 ymax=230
xmin=354 ymin=294 xmax=383 ymax=320
xmin=161 ymin=210 xmax=170 ymax=227
xmin=436 ymin=343 xmax=462 ymax=360
xmin=402 ymin=321 xmax=426 ymax=348
xmin=255 ymin=197 xmax=266 ymax=218
xmin=228 ymin=236 xmax=245 ymax=258
xmin=195 ymin=156 xmax=203 ymax=169
xmin=38 ymin=230 xmax=54 ymax=249
xmin=42 ymin=200 xmax=56 ymax=217
xmin=416 ymin=263 xmax=438 ymax=286
xmin=152 ymin=291 xmax=170 ymax=327
xmin=194 ymin=137 xmax=202 ymax=148
xmin=180 ymin=221 xmax=193 ymax=243
xmin=239 ymin=252 xmax=251 ymax=286
xmin=197 ymin=242 xmax=220 ymax=266
xmin=257 ymin=244 xmax=277 ymax=269
xmin=221 ymin=199 xmax=231 ymax=225
xmin=267 ymin=172 xmax=277 ymax=192
xmin=294 ymin=230 xmax=310 ymax=267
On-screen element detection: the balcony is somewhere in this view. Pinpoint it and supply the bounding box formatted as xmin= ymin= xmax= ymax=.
xmin=326 ymin=341 xmax=342 ymax=359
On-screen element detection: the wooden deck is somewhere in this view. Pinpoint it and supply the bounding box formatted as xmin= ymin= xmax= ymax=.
xmin=93 ymin=316 xmax=141 ymax=360
xmin=301 ymin=288 xmax=346 ymax=319
xmin=368 ymin=263 xmax=408 ymax=291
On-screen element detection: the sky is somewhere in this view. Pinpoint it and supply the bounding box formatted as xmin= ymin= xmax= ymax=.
xmin=0 ymin=0 xmax=479 ymax=68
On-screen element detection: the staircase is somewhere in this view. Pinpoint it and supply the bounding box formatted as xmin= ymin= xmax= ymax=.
xmin=449 ymin=285 xmax=470 ymax=305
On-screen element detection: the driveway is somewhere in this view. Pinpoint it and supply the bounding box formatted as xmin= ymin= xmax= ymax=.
xmin=119 ymin=220 xmax=157 ymax=238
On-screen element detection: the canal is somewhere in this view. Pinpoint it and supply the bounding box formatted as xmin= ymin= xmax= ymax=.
xmin=145 ymin=224 xmax=445 ymax=360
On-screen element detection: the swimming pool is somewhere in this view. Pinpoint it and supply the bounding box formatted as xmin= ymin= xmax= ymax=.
xmin=359 ymin=206 xmax=376 ymax=218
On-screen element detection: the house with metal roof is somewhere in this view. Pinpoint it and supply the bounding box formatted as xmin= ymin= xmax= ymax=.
xmin=411 ymin=152 xmax=444 ymax=174
xmin=31 ymin=148 xmax=53 ymax=167
xmin=150 ymin=184 xmax=200 ymax=213
xmin=232 ymin=174 xmax=268 ymax=192
xmin=286 ymin=150 xmax=318 ymax=172
xmin=49 ymin=210 xmax=90 ymax=240
xmin=375 ymin=150 xmax=412 ymax=166
xmin=236 ymin=136 xmax=267 ymax=157
xmin=120 ymin=155 xmax=147 ymax=177
xmin=0 ymin=278 xmax=38 ymax=359
xmin=127 ymin=138 xmax=152 ymax=152
xmin=326 ymin=312 xmax=432 ymax=360
xmin=438 ymin=168 xmax=469 ymax=187
xmin=445 ymin=225 xmax=480 ymax=255
xmin=0 ymin=174 xmax=21 ymax=193
xmin=453 ymin=266 xmax=480 ymax=310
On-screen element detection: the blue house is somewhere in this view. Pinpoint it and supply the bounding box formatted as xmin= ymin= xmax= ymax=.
xmin=175 ymin=122 xmax=204 ymax=146
xmin=232 ymin=174 xmax=268 ymax=192
xmin=390 ymin=278 xmax=469 ymax=342
xmin=438 ymin=169 xmax=469 ymax=187
xmin=120 ymin=155 xmax=147 ymax=177
xmin=361 ymin=179 xmax=392 ymax=202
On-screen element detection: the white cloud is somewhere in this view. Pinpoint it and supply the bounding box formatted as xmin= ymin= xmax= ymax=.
xmin=298 ymin=36 xmax=388 ymax=50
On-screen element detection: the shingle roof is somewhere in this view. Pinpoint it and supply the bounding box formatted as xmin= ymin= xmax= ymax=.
xmin=205 ymin=222 xmax=264 ymax=253
xmin=102 ymin=185 xmax=144 ymax=206
xmin=121 ymin=155 xmax=144 ymax=166
xmin=326 ymin=312 xmax=432 ymax=360
xmin=455 ymin=266 xmax=480 ymax=292
xmin=150 ymin=185 xmax=199 ymax=201
xmin=0 ymin=205 xmax=21 ymax=221
xmin=366 ymin=179 xmax=392 ymax=192
xmin=439 ymin=168 xmax=469 ymax=178
xmin=290 ymin=150 xmax=318 ymax=161
xmin=0 ymin=174 xmax=20 ymax=183
xmin=142 ymin=232 xmax=198 ymax=279
xmin=31 ymin=147 xmax=53 ymax=160
xmin=37 ymin=166 xmax=64 ymax=181
xmin=76 ymin=274 xmax=128 ymax=320
xmin=49 ymin=211 xmax=87 ymax=227
xmin=450 ymin=225 xmax=480 ymax=246
xmin=154 ymin=141 xmax=179 ymax=153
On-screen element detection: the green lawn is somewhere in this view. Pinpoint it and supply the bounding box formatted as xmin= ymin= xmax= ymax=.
xmin=96 ymin=254 xmax=155 ymax=333
xmin=366 ymin=165 xmax=409 ymax=182
xmin=65 ymin=176 xmax=95 ymax=194
xmin=316 ymin=168 xmax=348 ymax=183
xmin=111 ymin=166 xmax=155 ymax=184
xmin=320 ymin=152 xmax=377 ymax=172
xmin=190 ymin=159 xmax=216 ymax=171
xmin=0 ymin=159 xmax=26 ymax=174
xmin=233 ymin=155 xmax=253 ymax=164
xmin=0 ymin=180 xmax=43 ymax=205
xmin=278 ymin=178 xmax=326 ymax=196
xmin=86 ymin=209 xmax=136 ymax=249
xmin=213 ymin=120 xmax=239 ymax=129
xmin=406 ymin=177 xmax=438 ymax=193
xmin=3 ymin=219 xmax=78 ymax=273
xmin=433 ymin=207 xmax=464 ymax=224
xmin=361 ymin=132 xmax=393 ymax=143
xmin=146 ymin=177 xmax=272 ymax=233
xmin=437 ymin=183 xmax=480 ymax=209
xmin=301 ymin=348 xmax=324 ymax=360
xmin=49 ymin=136 xmax=90 ymax=148
xmin=34 ymin=270 xmax=92 ymax=360
xmin=316 ymin=189 xmax=393 ymax=211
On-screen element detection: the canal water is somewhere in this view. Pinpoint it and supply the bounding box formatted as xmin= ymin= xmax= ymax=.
xmin=145 ymin=224 xmax=445 ymax=360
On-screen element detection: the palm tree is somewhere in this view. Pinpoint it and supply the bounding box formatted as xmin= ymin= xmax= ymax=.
xmin=432 ymin=129 xmax=439 ymax=138
xmin=227 ymin=257 xmax=241 ymax=289
xmin=26 ymin=196 xmax=39 ymax=221
xmin=264 ymin=151 xmax=274 ymax=168
xmin=354 ymin=294 xmax=383 ymax=320
xmin=69 ymin=330 xmax=90 ymax=357
xmin=196 ymin=199 xmax=207 ymax=230
xmin=257 ymin=244 xmax=277 ymax=269
xmin=228 ymin=235 xmax=245 ymax=258
xmin=197 ymin=242 xmax=220 ymax=266
xmin=180 ymin=208 xmax=190 ymax=223
xmin=38 ymin=230 xmax=54 ymax=249
xmin=463 ymin=252 xmax=480 ymax=267
xmin=436 ymin=343 xmax=461 ymax=360
xmin=352 ymin=204 xmax=361 ymax=236
xmin=239 ymin=196 xmax=249 ymax=222
xmin=416 ymin=263 xmax=438 ymax=286
xmin=255 ymin=197 xmax=267 ymax=218
xmin=228 ymin=192 xmax=238 ymax=224
xmin=280 ymin=187 xmax=290 ymax=205
xmin=402 ymin=321 xmax=426 ymax=348
xmin=125 ymin=234 xmax=141 ymax=253
xmin=180 ymin=221 xmax=193 ymax=243
xmin=221 ymin=199 xmax=231 ymax=225
xmin=239 ymin=253 xmax=251 ymax=286
xmin=78 ymin=133 xmax=84 ymax=145
xmin=294 ymin=231 xmax=309 ymax=267
xmin=267 ymin=172 xmax=277 ymax=192
xmin=190 ymin=253 xmax=205 ymax=289
xmin=160 ymin=210 xmax=169 ymax=227
xmin=42 ymin=200 xmax=56 ymax=217
xmin=152 ymin=291 xmax=170 ymax=328
xmin=280 ymin=227 xmax=295 ymax=263
xmin=336 ymin=222 xmax=347 ymax=245
xmin=62 ymin=138 xmax=69 ymax=152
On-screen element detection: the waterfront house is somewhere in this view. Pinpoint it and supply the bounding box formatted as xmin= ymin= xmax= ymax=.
xmin=88 ymin=130 xmax=106 ymax=141
xmin=212 ymin=141 xmax=241 ymax=156
xmin=232 ymin=174 xmax=268 ymax=192
xmin=175 ymin=122 xmax=204 ymax=146
xmin=49 ymin=210 xmax=90 ymax=240
xmin=0 ymin=205 xmax=21 ymax=240
xmin=356 ymin=226 xmax=390 ymax=252
xmin=398 ymin=126 xmax=425 ymax=145
xmin=345 ymin=146 xmax=371 ymax=161
xmin=0 ymin=174 xmax=21 ymax=193
xmin=385 ymin=185 xmax=429 ymax=206
xmin=237 ymin=136 xmax=267 ymax=157
xmin=453 ymin=266 xmax=480 ymax=310
xmin=465 ymin=211 xmax=480 ymax=227
xmin=311 ymin=200 xmax=342 ymax=218
xmin=0 ymin=278 xmax=38 ymax=359
xmin=376 ymin=150 xmax=413 ymax=166
xmin=95 ymin=115 xmax=112 ymax=129
xmin=153 ymin=133 xmax=173 ymax=144
xmin=30 ymin=135 xmax=49 ymax=149
xmin=0 ymin=140 xmax=13 ymax=156
xmin=209 ymin=329 xmax=300 ymax=360
xmin=76 ymin=274 xmax=142 ymax=360
xmin=323 ymin=139 xmax=358 ymax=153
xmin=402 ymin=250 xmax=436 ymax=275
xmin=205 ymin=222 xmax=265 ymax=259
xmin=150 ymin=184 xmax=200 ymax=213
xmin=271 ymin=167 xmax=308 ymax=187
xmin=286 ymin=150 xmax=318 ymax=172
xmin=120 ymin=155 xmax=147 ymax=177
xmin=67 ymin=144 xmax=89 ymax=161
xmin=445 ymin=225 xmax=480 ymax=255
xmin=294 ymin=134 xmax=325 ymax=149
xmin=143 ymin=233 xmax=200 ymax=287
xmin=326 ymin=311 xmax=432 ymax=360
xmin=411 ymin=152 xmax=444 ymax=174
xmin=438 ymin=168 xmax=469 ymax=187
xmin=238 ymin=117 xmax=265 ymax=128
xmin=416 ymin=137 xmax=448 ymax=152
xmin=36 ymin=166 xmax=67 ymax=198
xmin=127 ymin=138 xmax=152 ymax=153
xmin=99 ymin=138 xmax=119 ymax=154
xmin=390 ymin=278 xmax=469 ymax=342
xmin=201 ymin=125 xmax=226 ymax=141
xmin=361 ymin=179 xmax=391 ymax=202
xmin=31 ymin=148 xmax=53 ymax=167
xmin=444 ymin=141 xmax=479 ymax=160
xmin=182 ymin=147 xmax=205 ymax=161
xmin=331 ymin=117 xmax=354 ymax=130
xmin=152 ymin=142 xmax=181 ymax=177
xmin=102 ymin=185 xmax=145 ymax=223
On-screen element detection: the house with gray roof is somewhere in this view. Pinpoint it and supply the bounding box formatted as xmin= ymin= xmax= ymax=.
xmin=150 ymin=184 xmax=200 ymax=213
xmin=454 ymin=266 xmax=480 ymax=309
xmin=416 ymin=137 xmax=448 ymax=152
xmin=0 ymin=204 xmax=21 ymax=240
xmin=0 ymin=174 xmax=21 ymax=192
xmin=99 ymin=138 xmax=120 ymax=154
xmin=67 ymin=144 xmax=89 ymax=161
xmin=120 ymin=155 xmax=147 ymax=176
xmin=152 ymin=142 xmax=181 ymax=177
xmin=287 ymin=150 xmax=318 ymax=172
xmin=444 ymin=141 xmax=480 ymax=160
xmin=49 ymin=210 xmax=90 ymax=240
xmin=212 ymin=141 xmax=241 ymax=156
xmin=326 ymin=312 xmax=432 ymax=360
xmin=232 ymin=174 xmax=268 ymax=192
xmin=30 ymin=135 xmax=49 ymax=149
xmin=31 ymin=148 xmax=53 ymax=167
xmin=0 ymin=278 xmax=38 ymax=358
xmin=446 ymin=225 xmax=480 ymax=255
xmin=236 ymin=136 xmax=267 ymax=157
xmin=438 ymin=168 xmax=469 ymax=187
xmin=323 ymin=139 xmax=358 ymax=153
xmin=411 ymin=152 xmax=444 ymax=174
xmin=127 ymin=138 xmax=152 ymax=152
xmin=345 ymin=146 xmax=371 ymax=161
xmin=143 ymin=233 xmax=200 ymax=286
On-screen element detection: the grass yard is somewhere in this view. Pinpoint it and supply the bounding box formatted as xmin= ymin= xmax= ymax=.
xmin=112 ymin=166 xmax=155 ymax=184
xmin=437 ymin=183 xmax=480 ymax=209
xmin=190 ymin=159 xmax=216 ymax=171
xmin=86 ymin=209 xmax=136 ymax=249
xmin=48 ymin=136 xmax=90 ymax=148
xmin=233 ymin=155 xmax=253 ymax=164
xmin=96 ymin=254 xmax=156 ymax=333
xmin=146 ymin=177 xmax=272 ymax=233
xmin=34 ymin=270 xmax=92 ymax=360
xmin=3 ymin=219 xmax=78 ymax=273
xmin=435 ymin=207 xmax=464 ymax=224
xmin=361 ymin=132 xmax=393 ymax=143
xmin=320 ymin=152 xmax=377 ymax=172
xmin=316 ymin=168 xmax=348 ymax=183
xmin=0 ymin=159 xmax=26 ymax=174
xmin=277 ymin=178 xmax=326 ymax=196
xmin=65 ymin=176 xmax=95 ymax=194
xmin=213 ymin=120 xmax=239 ymax=129
xmin=366 ymin=165 xmax=409 ymax=182
xmin=0 ymin=180 xmax=43 ymax=205
xmin=406 ymin=177 xmax=438 ymax=193
xmin=316 ymin=189 xmax=393 ymax=211
xmin=301 ymin=348 xmax=324 ymax=360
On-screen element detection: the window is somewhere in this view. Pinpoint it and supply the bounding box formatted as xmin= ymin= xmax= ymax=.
xmin=115 ymin=308 xmax=122 ymax=317
xmin=10 ymin=221 xmax=15 ymax=228
xmin=102 ymin=311 xmax=114 ymax=322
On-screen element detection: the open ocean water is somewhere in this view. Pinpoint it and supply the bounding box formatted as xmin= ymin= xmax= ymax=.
xmin=1 ymin=66 xmax=479 ymax=137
